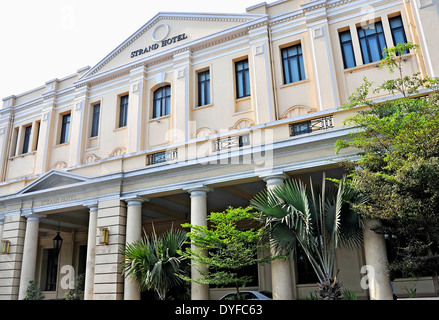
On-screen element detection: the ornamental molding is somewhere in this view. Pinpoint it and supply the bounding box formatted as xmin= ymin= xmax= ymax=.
xmin=13 ymin=99 xmax=44 ymax=115
xmin=88 ymin=70 xmax=130 ymax=87
xmin=191 ymin=31 xmax=248 ymax=53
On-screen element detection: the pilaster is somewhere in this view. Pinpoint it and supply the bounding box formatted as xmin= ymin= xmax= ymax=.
xmin=127 ymin=65 xmax=147 ymax=154
xmin=94 ymin=199 xmax=127 ymax=300
xmin=303 ymin=2 xmax=340 ymax=111
xmin=0 ymin=109 xmax=14 ymax=182
xmin=173 ymin=49 xmax=192 ymax=143
xmin=0 ymin=213 xmax=26 ymax=300
xmin=68 ymin=84 xmax=90 ymax=167
xmin=34 ymin=96 xmax=56 ymax=174
xmin=408 ymin=0 xmax=438 ymax=77
xmin=248 ymin=22 xmax=276 ymax=124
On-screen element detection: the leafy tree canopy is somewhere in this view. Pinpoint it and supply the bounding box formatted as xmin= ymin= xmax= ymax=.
xmin=179 ymin=206 xmax=271 ymax=298
xmin=335 ymin=42 xmax=439 ymax=291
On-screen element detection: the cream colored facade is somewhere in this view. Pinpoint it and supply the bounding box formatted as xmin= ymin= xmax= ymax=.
xmin=0 ymin=0 xmax=438 ymax=300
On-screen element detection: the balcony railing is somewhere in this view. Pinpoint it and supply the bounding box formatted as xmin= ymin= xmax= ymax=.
xmin=213 ymin=134 xmax=250 ymax=152
xmin=289 ymin=115 xmax=334 ymax=137
xmin=147 ymin=148 xmax=178 ymax=165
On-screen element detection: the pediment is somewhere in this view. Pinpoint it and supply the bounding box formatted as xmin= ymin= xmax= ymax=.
xmin=80 ymin=12 xmax=264 ymax=80
xmin=19 ymin=170 xmax=90 ymax=194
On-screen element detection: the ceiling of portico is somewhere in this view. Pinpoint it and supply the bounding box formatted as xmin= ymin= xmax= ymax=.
xmin=141 ymin=166 xmax=345 ymax=222
xmin=39 ymin=208 xmax=90 ymax=235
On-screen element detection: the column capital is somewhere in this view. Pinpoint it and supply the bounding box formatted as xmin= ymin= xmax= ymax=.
xmin=184 ymin=184 xmax=213 ymax=197
xmin=122 ymin=195 xmax=148 ymax=207
xmin=83 ymin=201 xmax=98 ymax=211
xmin=21 ymin=211 xmax=45 ymax=222
xmin=259 ymin=171 xmax=289 ymax=186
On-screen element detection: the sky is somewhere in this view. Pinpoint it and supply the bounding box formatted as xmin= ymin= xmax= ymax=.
xmin=0 ymin=0 xmax=262 ymax=100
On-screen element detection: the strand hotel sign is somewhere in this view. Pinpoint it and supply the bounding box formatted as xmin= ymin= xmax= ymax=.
xmin=131 ymin=23 xmax=188 ymax=58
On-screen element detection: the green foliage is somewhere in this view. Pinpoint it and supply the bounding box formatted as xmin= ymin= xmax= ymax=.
xmin=120 ymin=226 xmax=188 ymax=300
xmin=64 ymin=273 xmax=85 ymax=300
xmin=405 ymin=286 xmax=417 ymax=298
xmin=305 ymin=291 xmax=319 ymax=300
xmin=336 ymin=42 xmax=439 ymax=292
xmin=179 ymin=206 xmax=271 ymax=299
xmin=251 ymin=174 xmax=363 ymax=300
xmin=23 ymin=280 xmax=45 ymax=300
xmin=342 ymin=288 xmax=358 ymax=300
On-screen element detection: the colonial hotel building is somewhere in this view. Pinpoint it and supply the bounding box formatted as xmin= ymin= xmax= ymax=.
xmin=0 ymin=0 xmax=438 ymax=300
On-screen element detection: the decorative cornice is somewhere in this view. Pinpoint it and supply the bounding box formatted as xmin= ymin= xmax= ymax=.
xmin=87 ymin=70 xmax=130 ymax=87
xmin=326 ymin=0 xmax=357 ymax=10
xmin=191 ymin=31 xmax=248 ymax=52
xmin=13 ymin=99 xmax=44 ymax=114
xmin=301 ymin=0 xmax=327 ymax=12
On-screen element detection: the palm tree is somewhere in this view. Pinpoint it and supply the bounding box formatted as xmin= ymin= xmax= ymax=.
xmin=120 ymin=226 xmax=188 ymax=300
xmin=251 ymin=173 xmax=363 ymax=300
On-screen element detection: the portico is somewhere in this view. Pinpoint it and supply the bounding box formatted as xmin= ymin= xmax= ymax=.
xmin=0 ymin=155 xmax=376 ymax=300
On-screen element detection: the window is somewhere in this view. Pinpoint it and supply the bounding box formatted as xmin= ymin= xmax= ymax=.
xmin=91 ymin=103 xmax=100 ymax=137
xmin=60 ymin=113 xmax=71 ymax=144
xmin=77 ymin=245 xmax=87 ymax=277
xmin=42 ymin=248 xmax=59 ymax=291
xmin=389 ymin=15 xmax=408 ymax=54
xmin=281 ymin=44 xmax=305 ymax=84
xmin=119 ymin=95 xmax=129 ymax=128
xmin=11 ymin=128 xmax=19 ymax=157
xmin=235 ymin=59 xmax=250 ymax=99
xmin=339 ymin=30 xmax=356 ymax=69
xmin=153 ymin=85 xmax=171 ymax=118
xmin=35 ymin=121 xmax=40 ymax=151
xmin=357 ymin=21 xmax=387 ymax=64
xmin=296 ymin=245 xmax=319 ymax=284
xmin=22 ymin=125 xmax=32 ymax=154
xmin=290 ymin=121 xmax=312 ymax=136
xmin=197 ymin=70 xmax=211 ymax=107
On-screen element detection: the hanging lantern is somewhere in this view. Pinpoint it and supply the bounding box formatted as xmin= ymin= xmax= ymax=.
xmin=53 ymin=232 xmax=63 ymax=254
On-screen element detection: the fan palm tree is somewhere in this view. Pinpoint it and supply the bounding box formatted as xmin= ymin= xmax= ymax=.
xmin=251 ymin=173 xmax=363 ymax=300
xmin=120 ymin=226 xmax=188 ymax=300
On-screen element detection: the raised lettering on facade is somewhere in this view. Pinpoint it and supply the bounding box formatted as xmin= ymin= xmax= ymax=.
xmin=130 ymin=33 xmax=188 ymax=58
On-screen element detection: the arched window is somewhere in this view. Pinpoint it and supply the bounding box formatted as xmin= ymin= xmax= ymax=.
xmin=153 ymin=85 xmax=171 ymax=118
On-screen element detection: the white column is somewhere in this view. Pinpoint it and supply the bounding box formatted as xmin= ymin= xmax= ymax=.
xmin=18 ymin=213 xmax=44 ymax=300
xmin=84 ymin=203 xmax=98 ymax=300
xmin=262 ymin=173 xmax=294 ymax=300
xmin=185 ymin=185 xmax=212 ymax=300
xmin=124 ymin=197 xmax=145 ymax=300
xmin=363 ymin=219 xmax=393 ymax=300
